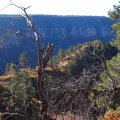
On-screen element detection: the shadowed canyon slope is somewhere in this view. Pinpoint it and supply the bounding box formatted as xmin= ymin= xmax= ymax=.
xmin=0 ymin=15 xmax=117 ymax=74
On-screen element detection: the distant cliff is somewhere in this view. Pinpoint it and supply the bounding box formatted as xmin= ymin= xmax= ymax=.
xmin=0 ymin=15 xmax=117 ymax=74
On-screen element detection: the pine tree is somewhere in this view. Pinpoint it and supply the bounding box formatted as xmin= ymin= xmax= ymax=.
xmin=108 ymin=2 xmax=120 ymax=47
xmin=8 ymin=70 xmax=38 ymax=120
xmin=108 ymin=3 xmax=120 ymax=20
xmin=57 ymin=49 xmax=65 ymax=61
xmin=5 ymin=63 xmax=10 ymax=73
xmin=9 ymin=63 xmax=18 ymax=74
xmin=19 ymin=52 xmax=28 ymax=68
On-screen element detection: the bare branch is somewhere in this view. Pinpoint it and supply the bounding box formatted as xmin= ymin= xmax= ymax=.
xmin=1 ymin=112 xmax=24 ymax=120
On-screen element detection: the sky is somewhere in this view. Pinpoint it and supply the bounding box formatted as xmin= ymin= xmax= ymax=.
xmin=0 ymin=0 xmax=119 ymax=16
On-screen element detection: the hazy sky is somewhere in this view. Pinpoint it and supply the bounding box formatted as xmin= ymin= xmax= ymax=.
xmin=0 ymin=0 xmax=119 ymax=16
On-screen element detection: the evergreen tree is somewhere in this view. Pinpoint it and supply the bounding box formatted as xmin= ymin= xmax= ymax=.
xmin=5 ymin=63 xmax=10 ymax=73
xmin=108 ymin=3 xmax=120 ymax=20
xmin=8 ymin=70 xmax=39 ymax=119
xmin=48 ymin=56 xmax=56 ymax=66
xmin=19 ymin=52 xmax=28 ymax=68
xmin=57 ymin=49 xmax=65 ymax=61
xmin=65 ymin=46 xmax=74 ymax=56
xmin=108 ymin=2 xmax=120 ymax=46
xmin=8 ymin=63 xmax=18 ymax=74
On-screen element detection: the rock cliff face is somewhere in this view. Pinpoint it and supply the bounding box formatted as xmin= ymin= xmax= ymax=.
xmin=38 ymin=26 xmax=112 ymax=39
xmin=0 ymin=15 xmax=117 ymax=74
xmin=0 ymin=15 xmax=116 ymax=48
xmin=34 ymin=16 xmax=115 ymax=49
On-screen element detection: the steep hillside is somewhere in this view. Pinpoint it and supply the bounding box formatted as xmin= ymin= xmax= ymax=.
xmin=0 ymin=40 xmax=118 ymax=80
xmin=0 ymin=15 xmax=117 ymax=74
xmin=56 ymin=40 xmax=118 ymax=75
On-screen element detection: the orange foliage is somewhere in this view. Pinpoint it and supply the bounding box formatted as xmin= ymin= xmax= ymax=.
xmin=102 ymin=110 xmax=120 ymax=120
xmin=56 ymin=112 xmax=80 ymax=120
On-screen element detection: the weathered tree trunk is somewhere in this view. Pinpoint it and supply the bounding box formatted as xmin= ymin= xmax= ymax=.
xmin=10 ymin=1 xmax=54 ymax=119
xmin=37 ymin=45 xmax=53 ymax=119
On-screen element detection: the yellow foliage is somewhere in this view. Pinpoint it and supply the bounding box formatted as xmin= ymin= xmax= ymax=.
xmin=102 ymin=110 xmax=120 ymax=120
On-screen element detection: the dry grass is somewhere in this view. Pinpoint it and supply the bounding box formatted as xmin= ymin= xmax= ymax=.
xmin=0 ymin=74 xmax=14 ymax=81
xmin=80 ymin=45 xmax=88 ymax=51
xmin=59 ymin=60 xmax=70 ymax=68
xmin=45 ymin=66 xmax=54 ymax=72
xmin=58 ymin=40 xmax=102 ymax=72
xmin=0 ymin=66 xmax=57 ymax=81
xmin=35 ymin=66 xmax=54 ymax=72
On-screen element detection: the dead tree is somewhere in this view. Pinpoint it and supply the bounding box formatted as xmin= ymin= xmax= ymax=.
xmin=9 ymin=1 xmax=54 ymax=119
